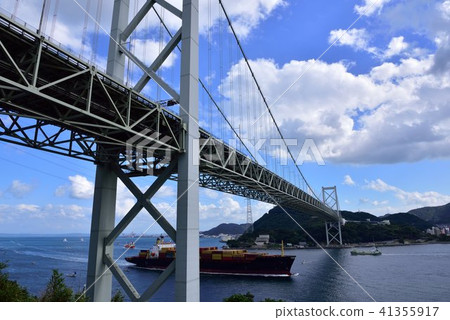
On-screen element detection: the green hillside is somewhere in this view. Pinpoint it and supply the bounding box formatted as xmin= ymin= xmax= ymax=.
xmin=407 ymin=203 xmax=450 ymax=224
xmin=340 ymin=210 xmax=378 ymax=221
xmin=228 ymin=205 xmax=434 ymax=247
xmin=381 ymin=212 xmax=432 ymax=230
xmin=202 ymin=223 xmax=251 ymax=236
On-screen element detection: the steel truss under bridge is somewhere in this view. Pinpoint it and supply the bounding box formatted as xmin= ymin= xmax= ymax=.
xmin=197 ymin=135 xmax=338 ymax=220
xmin=0 ymin=0 xmax=340 ymax=302
xmin=0 ymin=12 xmax=183 ymax=165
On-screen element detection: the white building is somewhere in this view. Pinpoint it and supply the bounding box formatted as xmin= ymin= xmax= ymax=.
xmin=255 ymin=234 xmax=270 ymax=246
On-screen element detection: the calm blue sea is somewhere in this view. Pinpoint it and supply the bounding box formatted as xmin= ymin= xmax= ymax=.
xmin=1 ymin=236 xmax=449 ymax=302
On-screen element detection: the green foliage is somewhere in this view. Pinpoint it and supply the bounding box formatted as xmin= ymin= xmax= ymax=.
xmin=74 ymin=290 xmax=88 ymax=302
xmin=341 ymin=223 xmax=423 ymax=243
xmin=385 ymin=213 xmax=432 ymax=230
xmin=408 ymin=203 xmax=450 ymax=224
xmin=0 ymin=264 xmax=127 ymax=302
xmin=230 ymin=206 xmax=431 ymax=246
xmin=227 ymin=236 xmax=254 ymax=248
xmin=203 ymin=223 xmax=251 ymax=236
xmin=0 ymin=262 xmax=36 ymax=302
xmin=262 ymin=298 xmax=285 ymax=302
xmin=223 ymin=292 xmax=254 ymax=302
xmin=438 ymin=234 xmax=450 ymax=242
xmin=223 ymin=292 xmax=284 ymax=302
xmin=340 ymin=210 xmax=377 ymax=221
xmin=40 ymin=269 xmax=74 ymax=302
xmin=111 ymin=290 xmax=125 ymax=302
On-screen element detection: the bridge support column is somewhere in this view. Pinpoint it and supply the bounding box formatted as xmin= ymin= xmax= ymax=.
xmin=176 ymin=0 xmax=200 ymax=302
xmin=85 ymin=0 xmax=128 ymax=302
xmin=325 ymin=221 xmax=342 ymax=246
xmin=322 ymin=186 xmax=343 ymax=246
xmin=107 ymin=0 xmax=129 ymax=82
xmin=86 ymin=161 xmax=117 ymax=301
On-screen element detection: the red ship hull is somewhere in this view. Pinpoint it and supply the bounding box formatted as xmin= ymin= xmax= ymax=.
xmin=125 ymin=248 xmax=295 ymax=277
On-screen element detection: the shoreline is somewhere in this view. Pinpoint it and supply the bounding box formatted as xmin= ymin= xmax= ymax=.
xmin=230 ymin=239 xmax=450 ymax=251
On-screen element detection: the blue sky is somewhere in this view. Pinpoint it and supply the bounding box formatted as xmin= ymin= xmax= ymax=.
xmin=1 ymin=0 xmax=450 ymax=234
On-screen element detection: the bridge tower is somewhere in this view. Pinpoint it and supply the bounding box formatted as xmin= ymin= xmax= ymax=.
xmin=0 ymin=0 xmax=342 ymax=301
xmin=86 ymin=0 xmax=199 ymax=302
xmin=322 ymin=186 xmax=343 ymax=246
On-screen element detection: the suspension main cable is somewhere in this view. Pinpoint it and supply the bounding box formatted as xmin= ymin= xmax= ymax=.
xmin=218 ymin=0 xmax=320 ymax=200
xmin=218 ymin=5 xmax=225 ymax=139
xmin=152 ymin=7 xmax=258 ymax=162
xmin=50 ymin=0 xmax=59 ymax=38
xmin=91 ymin=0 xmax=102 ymax=65
xmin=80 ymin=0 xmax=91 ymax=58
xmin=12 ymin=0 xmax=20 ymax=19
xmin=207 ymin=0 xmax=213 ymax=132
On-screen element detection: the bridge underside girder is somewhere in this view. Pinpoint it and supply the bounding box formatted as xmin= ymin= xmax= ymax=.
xmin=0 ymin=13 xmax=182 ymax=163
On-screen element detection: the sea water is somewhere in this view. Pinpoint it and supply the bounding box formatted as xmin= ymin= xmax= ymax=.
xmin=1 ymin=236 xmax=449 ymax=302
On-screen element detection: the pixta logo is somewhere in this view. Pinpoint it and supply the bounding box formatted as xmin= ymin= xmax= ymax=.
xmin=125 ymin=129 xmax=172 ymax=175
xmin=194 ymin=137 xmax=325 ymax=166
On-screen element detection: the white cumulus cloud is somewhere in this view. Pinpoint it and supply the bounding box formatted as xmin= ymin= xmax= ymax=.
xmin=329 ymin=30 xmax=410 ymax=59
xmin=366 ymin=178 xmax=450 ymax=208
xmin=383 ymin=36 xmax=409 ymax=58
xmin=329 ymin=28 xmax=374 ymax=53
xmin=200 ymin=196 xmax=242 ymax=220
xmin=131 ymin=39 xmax=177 ymax=69
xmin=201 ymin=188 xmax=220 ymax=199
xmin=343 ymin=175 xmax=356 ymax=186
xmin=7 ymin=180 xmax=34 ymax=198
xmin=16 ymin=204 xmax=40 ymax=213
xmin=219 ymin=53 xmax=450 ymax=164
xmin=68 ymin=175 xmax=94 ymax=199
xmin=354 ymin=0 xmax=392 ymax=16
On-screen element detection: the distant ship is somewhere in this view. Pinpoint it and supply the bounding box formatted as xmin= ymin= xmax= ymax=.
xmin=351 ymin=248 xmax=382 ymax=256
xmin=124 ymin=241 xmax=136 ymax=249
xmin=125 ymin=237 xmax=295 ymax=277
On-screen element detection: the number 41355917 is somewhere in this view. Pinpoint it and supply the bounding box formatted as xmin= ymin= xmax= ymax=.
xmin=379 ymin=306 xmax=439 ymax=317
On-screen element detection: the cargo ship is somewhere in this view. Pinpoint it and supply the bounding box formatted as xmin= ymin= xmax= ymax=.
xmin=125 ymin=237 xmax=296 ymax=277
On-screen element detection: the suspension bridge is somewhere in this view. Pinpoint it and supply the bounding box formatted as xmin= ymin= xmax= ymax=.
xmin=0 ymin=0 xmax=342 ymax=302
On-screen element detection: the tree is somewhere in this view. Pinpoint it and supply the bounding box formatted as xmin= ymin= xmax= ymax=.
xmin=74 ymin=289 xmax=88 ymax=302
xmin=0 ymin=262 xmax=35 ymax=302
xmin=223 ymin=292 xmax=254 ymax=302
xmin=223 ymin=292 xmax=284 ymax=302
xmin=40 ymin=269 xmax=74 ymax=302
xmin=262 ymin=298 xmax=285 ymax=302
xmin=111 ymin=290 xmax=125 ymax=302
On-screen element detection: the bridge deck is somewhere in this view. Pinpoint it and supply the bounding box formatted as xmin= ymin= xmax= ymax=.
xmin=0 ymin=13 xmax=338 ymax=221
